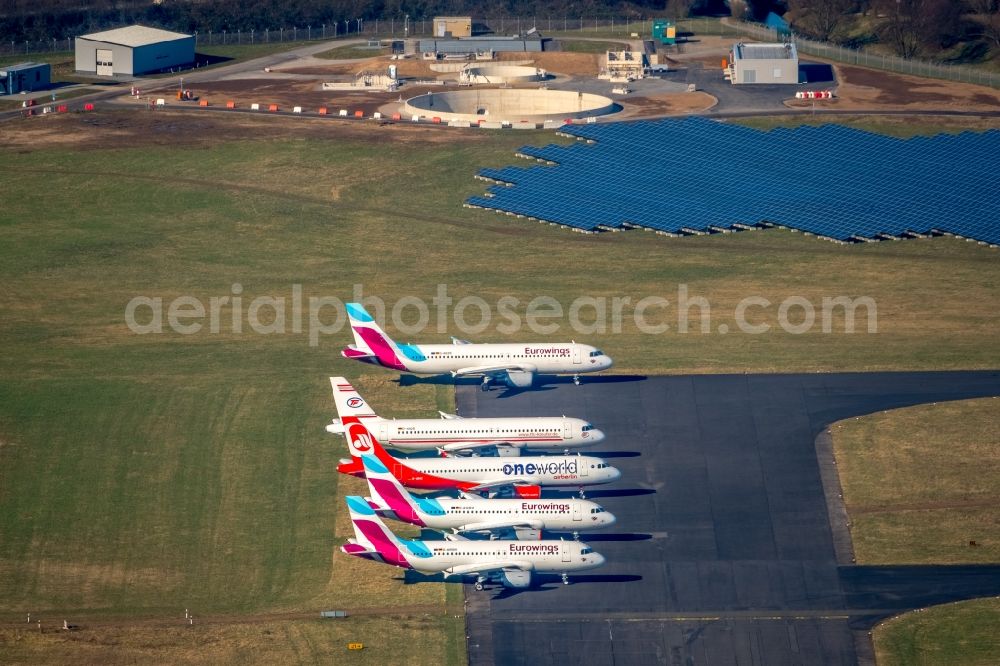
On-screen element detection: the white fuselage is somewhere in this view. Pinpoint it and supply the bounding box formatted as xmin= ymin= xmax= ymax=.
xmin=400 ymin=342 xmax=613 ymax=376
xmin=414 ymin=540 xmax=605 ymax=575
xmin=358 ymin=416 xmax=604 ymax=452
xmin=401 ymin=498 xmax=616 ymax=532
xmin=401 ymin=454 xmax=621 ymax=488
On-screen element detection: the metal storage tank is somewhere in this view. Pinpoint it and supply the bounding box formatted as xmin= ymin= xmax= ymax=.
xmin=75 ymin=25 xmax=195 ymax=77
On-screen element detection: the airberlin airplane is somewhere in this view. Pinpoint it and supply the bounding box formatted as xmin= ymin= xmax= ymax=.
xmin=340 ymin=303 xmax=613 ymax=389
xmin=336 ymin=417 xmax=621 ymax=499
xmin=326 ymin=377 xmax=604 ymax=455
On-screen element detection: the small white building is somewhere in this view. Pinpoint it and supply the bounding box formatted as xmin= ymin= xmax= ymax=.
xmin=76 ymin=25 xmax=195 ymax=77
xmin=728 ymin=42 xmax=798 ymax=84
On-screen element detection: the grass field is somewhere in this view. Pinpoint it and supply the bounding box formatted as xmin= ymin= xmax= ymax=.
xmin=832 ymin=399 xmax=999 ymax=666
xmin=315 ymin=45 xmax=391 ymax=60
xmin=873 ymin=597 xmax=1000 ymax=666
xmin=832 ymin=398 xmax=1000 ymax=564
xmin=0 ymin=110 xmax=998 ymax=662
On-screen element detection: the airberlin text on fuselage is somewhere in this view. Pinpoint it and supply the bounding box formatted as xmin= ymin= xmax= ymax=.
xmin=503 ymin=460 xmax=578 ymax=477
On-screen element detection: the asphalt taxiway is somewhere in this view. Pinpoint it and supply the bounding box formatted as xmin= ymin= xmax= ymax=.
xmin=455 ymin=371 xmax=1000 ymax=666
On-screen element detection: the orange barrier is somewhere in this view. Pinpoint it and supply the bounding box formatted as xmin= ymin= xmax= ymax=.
xmin=199 ymin=99 xmax=209 ymax=107
xmin=391 ymin=112 xmax=401 ymax=121
xmin=432 ymin=117 xmax=442 ymax=124
xmin=57 ymin=105 xmax=68 ymax=113
xmin=318 ymin=107 xmax=328 ymax=115
xmin=83 ymin=103 xmax=94 ymax=111
xmin=722 ymin=58 xmax=728 ymax=69
xmin=268 ymin=104 xmax=279 ymax=112
xmin=226 ymin=100 xmax=236 ymax=109
xmin=354 ymin=110 xmax=363 ymax=118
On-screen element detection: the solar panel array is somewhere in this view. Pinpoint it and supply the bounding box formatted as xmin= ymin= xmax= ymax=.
xmin=466 ymin=117 xmax=1000 ymax=246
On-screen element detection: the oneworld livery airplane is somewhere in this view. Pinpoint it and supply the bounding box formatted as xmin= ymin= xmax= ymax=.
xmin=326 ymin=376 xmax=605 ymax=455
xmin=359 ymin=452 xmax=616 ymax=539
xmin=336 ymin=415 xmax=621 ymax=499
xmin=341 ymin=496 xmax=606 ymax=589
xmin=340 ymin=302 xmax=613 ymax=389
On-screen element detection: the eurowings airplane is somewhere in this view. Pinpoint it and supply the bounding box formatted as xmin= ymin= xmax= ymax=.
xmin=359 ymin=452 xmax=616 ymax=539
xmin=326 ymin=376 xmax=604 ymax=455
xmin=341 ymin=495 xmax=606 ymax=589
xmin=336 ymin=416 xmax=621 ymax=499
xmin=340 ymin=302 xmax=613 ymax=389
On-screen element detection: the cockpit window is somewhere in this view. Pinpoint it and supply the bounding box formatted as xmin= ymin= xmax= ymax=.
xmin=589 ymin=350 xmax=604 ymax=357
xmin=581 ymin=547 xmax=592 ymax=555
xmin=582 ymin=424 xmax=594 ymax=432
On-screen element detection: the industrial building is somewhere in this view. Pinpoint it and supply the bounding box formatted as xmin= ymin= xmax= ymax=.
xmin=419 ymin=33 xmax=545 ymax=56
xmin=727 ymin=42 xmax=799 ymax=84
xmin=0 ymin=62 xmax=50 ymax=95
xmin=75 ymin=25 xmax=195 ymax=77
xmin=433 ymin=17 xmax=472 ymax=38
xmin=602 ymin=50 xmax=648 ymax=82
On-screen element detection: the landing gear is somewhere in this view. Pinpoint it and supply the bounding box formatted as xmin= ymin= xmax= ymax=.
xmin=561 ymin=572 xmax=570 ymax=585
xmin=480 ymin=376 xmax=491 ymax=392
xmin=578 ymin=487 xmax=587 ymax=499
xmin=475 ymin=575 xmax=487 ymax=591
xmin=572 ymin=531 xmax=580 ymax=541
xmin=573 ymin=374 xmax=581 ymax=386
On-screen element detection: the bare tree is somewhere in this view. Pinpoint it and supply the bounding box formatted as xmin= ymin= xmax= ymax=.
xmin=875 ymin=0 xmax=961 ymax=57
xmin=788 ymin=0 xmax=855 ymax=41
xmin=665 ymin=0 xmax=695 ymax=21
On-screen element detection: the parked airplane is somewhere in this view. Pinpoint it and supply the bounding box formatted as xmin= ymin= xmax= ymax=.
xmin=336 ymin=416 xmax=621 ymax=499
xmin=359 ymin=451 xmax=616 ymax=539
xmin=340 ymin=302 xmax=613 ymax=389
xmin=326 ymin=377 xmax=604 ymax=455
xmin=341 ymin=495 xmax=606 ymax=589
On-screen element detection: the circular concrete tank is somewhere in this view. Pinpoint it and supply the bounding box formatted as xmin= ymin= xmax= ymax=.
xmin=402 ymin=89 xmax=618 ymax=123
xmin=461 ymin=64 xmax=548 ymax=85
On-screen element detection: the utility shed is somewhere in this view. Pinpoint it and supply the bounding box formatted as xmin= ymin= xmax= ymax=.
xmin=76 ymin=25 xmax=194 ymax=77
xmin=0 ymin=62 xmax=51 ymax=95
xmin=729 ymin=42 xmax=798 ymax=84
xmin=433 ymin=17 xmax=472 ymax=38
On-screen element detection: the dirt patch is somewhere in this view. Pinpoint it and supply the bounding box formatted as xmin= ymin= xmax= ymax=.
xmin=785 ymin=63 xmax=1000 ymax=112
xmin=616 ymin=91 xmax=717 ymax=118
xmin=1 ymin=109 xmax=485 ymax=153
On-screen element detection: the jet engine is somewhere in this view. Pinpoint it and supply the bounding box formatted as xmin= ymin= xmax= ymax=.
xmin=500 ymin=570 xmax=532 ymax=588
xmin=503 ymin=370 xmax=534 ymax=388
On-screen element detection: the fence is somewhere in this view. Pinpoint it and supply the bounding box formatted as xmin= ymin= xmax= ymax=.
xmin=3 ymin=15 xmax=997 ymax=89
xmin=675 ymin=17 xmax=1000 ymax=89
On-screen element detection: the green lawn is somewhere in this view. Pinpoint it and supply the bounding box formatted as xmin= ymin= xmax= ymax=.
xmin=314 ymin=45 xmax=390 ymax=60
xmin=0 ymin=111 xmax=998 ymax=662
xmin=874 ymin=597 xmax=1000 ymax=666
xmin=832 ymin=398 xmax=1000 ymax=564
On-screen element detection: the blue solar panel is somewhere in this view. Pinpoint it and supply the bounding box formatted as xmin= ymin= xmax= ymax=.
xmin=466 ymin=118 xmax=1000 ymax=245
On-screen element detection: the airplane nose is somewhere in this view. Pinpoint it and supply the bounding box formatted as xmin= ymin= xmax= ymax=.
xmin=591 ymin=553 xmax=606 ymax=568
xmin=605 ymin=512 xmax=617 ymax=526
xmin=609 ymin=466 xmax=622 ymax=481
xmin=590 ymin=429 xmax=606 ymax=444
xmin=604 ymin=356 xmax=614 ymax=369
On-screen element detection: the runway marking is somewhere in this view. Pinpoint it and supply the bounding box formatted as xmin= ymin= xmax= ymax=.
xmin=487 ymin=609 xmax=898 ymax=622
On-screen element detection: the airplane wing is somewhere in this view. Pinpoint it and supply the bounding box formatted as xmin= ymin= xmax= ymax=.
xmin=440 ymin=440 xmax=520 ymax=454
xmin=451 ymin=336 xmax=473 ymax=345
xmin=456 ymin=518 xmax=545 ymax=533
xmin=438 ymin=411 xmax=462 ymax=419
xmin=464 ymin=477 xmax=535 ymax=492
xmin=443 ymin=560 xmax=534 ymax=578
xmin=451 ymin=363 xmax=537 ymax=378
